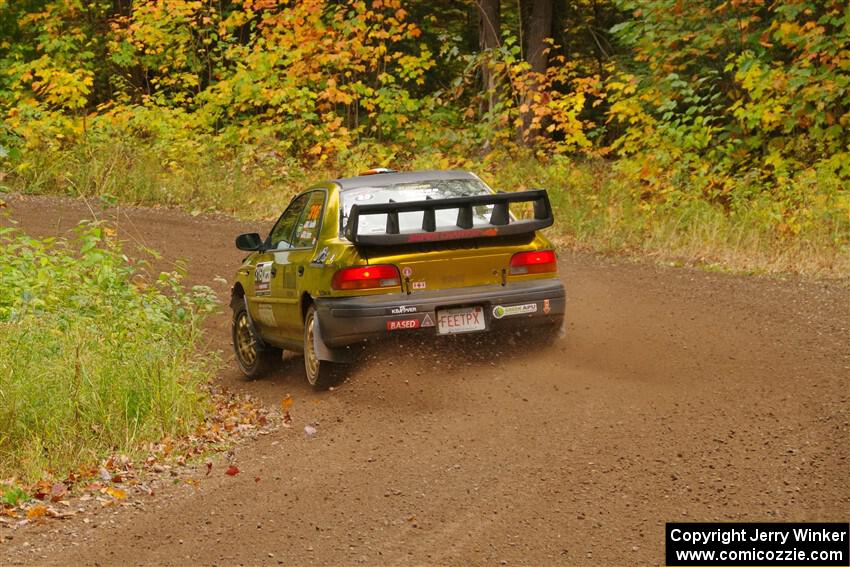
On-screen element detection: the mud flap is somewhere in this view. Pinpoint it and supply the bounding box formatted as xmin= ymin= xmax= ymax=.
xmin=556 ymin=316 xmax=567 ymax=339
xmin=313 ymin=316 xmax=357 ymax=363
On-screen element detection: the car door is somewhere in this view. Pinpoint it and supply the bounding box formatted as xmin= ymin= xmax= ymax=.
xmin=277 ymin=190 xmax=327 ymax=340
xmin=249 ymin=193 xmax=309 ymax=344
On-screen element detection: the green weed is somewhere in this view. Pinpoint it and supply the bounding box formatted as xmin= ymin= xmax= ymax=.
xmin=0 ymin=223 xmax=219 ymax=482
xmin=0 ymin=483 xmax=28 ymax=506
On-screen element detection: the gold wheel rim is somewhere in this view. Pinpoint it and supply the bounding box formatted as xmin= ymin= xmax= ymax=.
xmin=236 ymin=312 xmax=257 ymax=367
xmin=305 ymin=313 xmax=319 ymax=383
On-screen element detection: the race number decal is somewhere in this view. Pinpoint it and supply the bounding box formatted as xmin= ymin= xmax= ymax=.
xmin=254 ymin=261 xmax=273 ymax=296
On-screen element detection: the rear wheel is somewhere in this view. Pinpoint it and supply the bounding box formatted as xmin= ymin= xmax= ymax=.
xmin=303 ymin=305 xmax=343 ymax=390
xmin=232 ymin=303 xmax=281 ymax=379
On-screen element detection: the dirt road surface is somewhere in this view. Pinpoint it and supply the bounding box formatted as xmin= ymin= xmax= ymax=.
xmin=2 ymin=194 xmax=848 ymax=566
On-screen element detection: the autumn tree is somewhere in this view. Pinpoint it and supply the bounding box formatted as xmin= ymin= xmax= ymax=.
xmin=519 ymin=0 xmax=554 ymax=140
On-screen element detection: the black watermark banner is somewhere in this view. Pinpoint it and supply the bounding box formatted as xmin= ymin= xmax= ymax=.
xmin=666 ymin=523 xmax=849 ymax=566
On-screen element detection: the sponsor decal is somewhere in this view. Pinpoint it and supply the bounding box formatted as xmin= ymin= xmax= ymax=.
xmin=401 ymin=266 xmax=413 ymax=278
xmin=387 ymin=318 xmax=420 ymax=331
xmin=390 ymin=305 xmax=417 ymax=315
xmin=406 ymin=228 xmax=498 ymax=243
xmin=543 ymin=298 xmax=551 ymax=314
xmin=420 ymin=313 xmax=435 ymax=327
xmin=311 ymin=246 xmax=329 ymax=265
xmin=492 ymin=303 xmax=538 ymax=319
xmin=412 ymin=280 xmax=427 ymax=290
xmin=254 ymin=261 xmax=273 ymax=295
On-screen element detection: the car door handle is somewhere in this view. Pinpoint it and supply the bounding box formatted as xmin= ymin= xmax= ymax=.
xmin=297 ymin=266 xmax=304 ymax=276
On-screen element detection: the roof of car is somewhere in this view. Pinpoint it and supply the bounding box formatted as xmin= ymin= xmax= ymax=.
xmin=333 ymin=170 xmax=479 ymax=191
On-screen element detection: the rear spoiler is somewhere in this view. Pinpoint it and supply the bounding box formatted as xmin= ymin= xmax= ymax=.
xmin=344 ymin=189 xmax=553 ymax=246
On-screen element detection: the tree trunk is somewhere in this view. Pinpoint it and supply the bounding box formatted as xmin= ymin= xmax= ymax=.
xmin=525 ymin=0 xmax=553 ymax=75
xmin=520 ymin=0 xmax=553 ymax=141
xmin=476 ymin=0 xmax=501 ymax=114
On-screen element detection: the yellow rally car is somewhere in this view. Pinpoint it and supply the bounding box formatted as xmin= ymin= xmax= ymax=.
xmin=231 ymin=169 xmax=565 ymax=389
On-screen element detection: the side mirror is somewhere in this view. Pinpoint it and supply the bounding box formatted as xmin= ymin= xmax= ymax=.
xmin=235 ymin=232 xmax=263 ymax=251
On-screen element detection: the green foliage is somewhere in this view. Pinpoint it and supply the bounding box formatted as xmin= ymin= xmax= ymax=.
xmin=0 ymin=483 xmax=28 ymax=507
xmin=0 ymin=223 xmax=219 ymax=481
xmin=607 ymin=0 xmax=850 ymax=238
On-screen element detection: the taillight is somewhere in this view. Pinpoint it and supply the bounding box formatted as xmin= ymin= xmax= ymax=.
xmin=510 ymin=250 xmax=557 ymax=275
xmin=332 ymin=265 xmax=401 ymax=290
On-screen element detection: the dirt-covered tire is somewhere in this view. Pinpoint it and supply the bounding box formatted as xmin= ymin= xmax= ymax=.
xmin=303 ymin=305 xmax=344 ymax=390
xmin=232 ymin=303 xmax=281 ymax=379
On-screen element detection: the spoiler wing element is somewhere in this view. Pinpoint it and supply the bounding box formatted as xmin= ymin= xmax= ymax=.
xmin=344 ymin=189 xmax=553 ymax=246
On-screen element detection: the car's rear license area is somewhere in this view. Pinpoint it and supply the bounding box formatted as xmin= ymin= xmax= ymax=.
xmin=316 ymin=278 xmax=564 ymax=347
xmin=435 ymin=305 xmax=485 ymax=334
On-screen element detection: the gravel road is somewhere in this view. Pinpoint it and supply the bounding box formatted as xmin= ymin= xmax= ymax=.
xmin=2 ymin=194 xmax=847 ymax=567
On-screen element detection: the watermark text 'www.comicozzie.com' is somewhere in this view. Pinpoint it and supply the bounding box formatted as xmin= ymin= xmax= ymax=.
xmin=666 ymin=523 xmax=849 ymax=566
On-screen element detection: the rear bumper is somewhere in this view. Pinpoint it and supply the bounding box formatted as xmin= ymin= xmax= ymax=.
xmin=314 ymin=278 xmax=565 ymax=347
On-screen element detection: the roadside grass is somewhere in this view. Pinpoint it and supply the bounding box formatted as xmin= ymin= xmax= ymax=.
xmin=482 ymin=156 xmax=850 ymax=279
xmin=4 ymin=135 xmax=310 ymax=218
xmin=0 ymin=222 xmax=219 ymax=483
xmin=3 ymin=138 xmax=848 ymax=279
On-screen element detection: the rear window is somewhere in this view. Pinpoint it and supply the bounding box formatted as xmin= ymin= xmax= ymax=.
xmin=340 ymin=178 xmax=494 ymax=237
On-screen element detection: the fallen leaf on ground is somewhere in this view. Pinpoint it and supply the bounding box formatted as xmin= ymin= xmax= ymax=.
xmin=50 ymin=482 xmax=67 ymax=502
xmin=26 ymin=505 xmax=47 ymax=520
xmin=205 ymin=461 xmax=213 ymax=476
xmin=33 ymin=479 xmax=51 ymax=500
xmin=105 ymin=487 xmax=126 ymax=500
xmin=281 ymin=394 xmax=293 ymax=412
xmin=225 ymin=465 xmax=239 ymax=476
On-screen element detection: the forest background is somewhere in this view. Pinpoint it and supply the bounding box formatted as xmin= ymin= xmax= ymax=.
xmin=1 ymin=0 xmax=848 ymax=277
